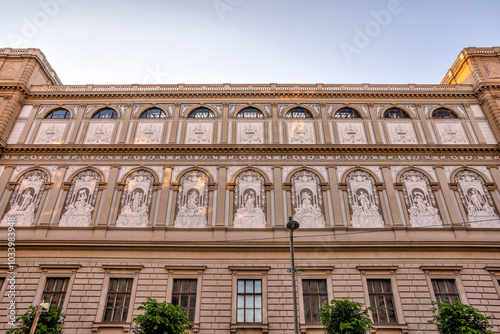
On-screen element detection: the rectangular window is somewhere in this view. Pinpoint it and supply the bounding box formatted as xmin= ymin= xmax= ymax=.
xmin=432 ymin=279 xmax=460 ymax=303
xmin=367 ymin=279 xmax=397 ymax=323
xmin=172 ymin=279 xmax=197 ymax=323
xmin=237 ymin=279 xmax=262 ymax=323
xmin=302 ymin=279 xmax=328 ymax=324
xmin=42 ymin=278 xmax=69 ymax=308
xmin=103 ymin=278 xmax=133 ymax=322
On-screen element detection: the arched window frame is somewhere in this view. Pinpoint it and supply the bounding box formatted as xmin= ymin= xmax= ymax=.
xmin=381 ymin=106 xmax=421 ymax=144
xmin=232 ymin=106 xmax=268 ymax=144
xmin=285 ymin=107 xmax=313 ymax=119
xmin=45 ymin=108 xmax=71 ymax=119
xmin=334 ymin=108 xmax=362 ymax=119
xmin=236 ymin=107 xmax=265 ymax=119
xmin=187 ymin=108 xmax=215 ymax=119
xmin=383 ymin=108 xmax=410 ymax=119
xmin=139 ymin=108 xmax=167 ymax=119
xmin=92 ymin=108 xmax=118 ymax=119
xmin=431 ymin=108 xmax=459 ymax=119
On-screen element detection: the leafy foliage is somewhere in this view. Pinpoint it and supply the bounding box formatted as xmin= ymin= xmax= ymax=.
xmin=7 ymin=305 xmax=65 ymax=334
xmin=319 ymin=297 xmax=374 ymax=334
xmin=429 ymin=301 xmax=495 ymax=334
xmin=133 ymin=297 xmax=193 ymax=334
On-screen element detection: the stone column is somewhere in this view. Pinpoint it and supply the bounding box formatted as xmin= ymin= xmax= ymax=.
xmin=434 ymin=166 xmax=462 ymax=226
xmin=478 ymin=91 xmax=500 ymax=140
xmin=415 ymin=104 xmax=435 ymax=144
xmin=67 ymin=104 xmax=86 ymax=143
xmin=117 ymin=103 xmax=133 ymax=143
xmin=273 ymin=166 xmax=284 ymax=226
xmin=221 ymin=103 xmax=229 ymax=144
xmin=155 ymin=166 xmax=172 ymax=227
xmin=0 ymin=93 xmax=25 ymax=142
xmin=368 ymin=103 xmax=384 ymax=144
xmin=319 ymin=103 xmax=331 ymax=143
xmin=272 ymin=103 xmax=279 ymax=144
xmin=381 ymin=167 xmax=404 ymax=227
xmin=215 ymin=166 xmax=227 ymax=227
xmin=39 ymin=166 xmax=68 ymax=226
xmin=169 ymin=103 xmax=181 ymax=143
xmin=327 ymin=166 xmax=344 ymax=227
xmin=96 ymin=166 xmax=120 ymax=226
xmin=464 ymin=103 xmax=486 ymax=144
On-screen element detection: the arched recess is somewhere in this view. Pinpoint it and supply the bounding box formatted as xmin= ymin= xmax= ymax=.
xmin=284 ymin=168 xmax=329 ymax=228
xmin=451 ymin=169 xmax=500 ymax=228
xmin=380 ymin=106 xmax=421 ymax=145
xmin=427 ymin=106 xmax=473 ymax=145
xmin=397 ymin=168 xmax=444 ymax=228
xmin=112 ymin=168 xmax=159 ymax=228
xmin=180 ymin=106 xmax=220 ymax=144
xmin=129 ymin=106 xmax=171 ymax=144
xmin=228 ymin=168 xmax=271 ymax=228
xmin=55 ymin=168 xmax=106 ymax=227
xmin=281 ymin=106 xmax=321 ymax=144
xmin=81 ymin=106 xmax=121 ymax=145
xmin=231 ymin=106 xmax=269 ymax=144
xmin=170 ymin=168 xmax=215 ymax=228
xmin=330 ymin=105 xmax=370 ymax=144
xmin=0 ymin=168 xmax=50 ymax=226
xmin=341 ymin=168 xmax=386 ymax=228
xmin=32 ymin=107 xmax=74 ymax=145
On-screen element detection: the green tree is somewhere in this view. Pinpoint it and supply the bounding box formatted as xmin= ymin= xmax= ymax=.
xmin=319 ymin=297 xmax=374 ymax=334
xmin=133 ymin=297 xmax=193 ymax=334
xmin=429 ymin=301 xmax=495 ymax=334
xmin=7 ymin=305 xmax=65 ymax=334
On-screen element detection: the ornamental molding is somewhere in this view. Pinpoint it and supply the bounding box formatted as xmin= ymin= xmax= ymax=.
xmin=326 ymin=104 xmax=342 ymax=117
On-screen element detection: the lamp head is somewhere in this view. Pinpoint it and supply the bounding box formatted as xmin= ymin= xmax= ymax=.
xmin=286 ymin=219 xmax=300 ymax=231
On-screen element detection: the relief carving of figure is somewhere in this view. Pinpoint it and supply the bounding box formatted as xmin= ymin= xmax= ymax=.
xmin=174 ymin=171 xmax=209 ymax=228
xmin=291 ymin=171 xmax=325 ymax=228
xmin=116 ymin=170 xmax=154 ymax=227
xmin=455 ymin=170 xmax=500 ymax=227
xmin=401 ymin=170 xmax=443 ymax=227
xmin=1 ymin=170 xmax=48 ymax=226
xmin=346 ymin=171 xmax=384 ymax=228
xmin=233 ymin=171 xmax=266 ymax=228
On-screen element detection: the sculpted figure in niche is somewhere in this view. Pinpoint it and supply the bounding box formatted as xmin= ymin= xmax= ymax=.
xmin=174 ymin=171 xmax=209 ymax=228
xmin=233 ymin=171 xmax=266 ymax=228
xmin=116 ymin=170 xmax=154 ymax=227
xmin=1 ymin=170 xmax=48 ymax=226
xmin=346 ymin=170 xmax=384 ymax=228
xmin=455 ymin=170 xmax=500 ymax=227
xmin=291 ymin=171 xmax=325 ymax=228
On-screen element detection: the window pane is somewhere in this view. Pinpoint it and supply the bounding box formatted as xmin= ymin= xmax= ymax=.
xmin=255 ymin=295 xmax=262 ymax=308
xmin=173 ymin=279 xmax=181 ymax=292
xmin=238 ymin=280 xmax=245 ymax=293
xmin=255 ymin=280 xmax=261 ymax=293
xmin=237 ymin=309 xmax=244 ymax=322
xmin=319 ymin=280 xmax=327 ymax=294
xmin=245 ymin=309 xmax=254 ymax=322
xmin=180 ymin=295 xmax=188 ymax=308
xmin=181 ymin=280 xmax=189 ymax=293
xmin=245 ymin=280 xmax=253 ymax=293
xmin=255 ymin=309 xmax=262 ymax=323
xmin=310 ymin=281 xmax=319 ymax=294
xmin=246 ymin=295 xmax=254 ymax=309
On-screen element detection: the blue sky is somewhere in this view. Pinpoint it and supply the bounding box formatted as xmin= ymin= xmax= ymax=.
xmin=1 ymin=0 xmax=500 ymax=85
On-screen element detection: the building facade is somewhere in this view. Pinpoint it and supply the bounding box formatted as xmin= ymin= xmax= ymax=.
xmin=0 ymin=47 xmax=500 ymax=334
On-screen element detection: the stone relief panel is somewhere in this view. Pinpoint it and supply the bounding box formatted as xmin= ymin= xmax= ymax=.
xmin=286 ymin=120 xmax=315 ymax=144
xmin=174 ymin=170 xmax=209 ymax=228
xmin=401 ymin=170 xmax=443 ymax=227
xmin=233 ymin=171 xmax=266 ymax=228
xmin=116 ymin=170 xmax=154 ymax=227
xmin=59 ymin=170 xmax=100 ymax=227
xmin=336 ymin=121 xmax=367 ymax=144
xmin=34 ymin=122 xmax=67 ymax=144
xmin=1 ymin=170 xmax=48 ymax=226
xmin=476 ymin=120 xmax=497 ymax=144
xmin=236 ymin=121 xmax=264 ymax=144
xmin=386 ymin=122 xmax=418 ymax=144
xmin=7 ymin=120 xmax=26 ymax=144
xmin=185 ymin=122 xmax=214 ymax=144
xmin=84 ymin=122 xmax=115 ymax=144
xmin=455 ymin=170 xmax=500 ymax=227
xmin=434 ymin=121 xmax=469 ymax=144
xmin=134 ymin=122 xmax=164 ymax=144
xmin=290 ymin=170 xmax=326 ymax=228
xmin=346 ymin=170 xmax=384 ymax=228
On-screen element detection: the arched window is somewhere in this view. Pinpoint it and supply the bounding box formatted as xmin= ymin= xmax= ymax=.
xmin=384 ymin=108 xmax=410 ymax=119
xmin=334 ymin=108 xmax=361 ymax=118
xmin=45 ymin=108 xmax=71 ymax=119
xmin=285 ymin=108 xmax=313 ymax=118
xmin=236 ymin=107 xmax=264 ymax=118
xmin=140 ymin=108 xmax=167 ymax=119
xmin=432 ymin=108 xmax=458 ymax=119
xmin=188 ymin=108 xmax=215 ymax=118
xmin=92 ymin=108 xmax=118 ymax=119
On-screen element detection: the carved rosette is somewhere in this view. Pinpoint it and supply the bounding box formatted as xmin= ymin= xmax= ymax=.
xmin=455 ymin=170 xmax=500 ymax=227
xmin=59 ymin=170 xmax=101 ymax=227
xmin=116 ymin=170 xmax=154 ymax=227
xmin=1 ymin=170 xmax=48 ymax=226
xmin=401 ymin=170 xmax=443 ymax=227
xmin=346 ymin=170 xmax=384 ymax=228
xmin=291 ymin=171 xmax=325 ymax=228
xmin=174 ymin=170 xmax=209 ymax=228
xmin=233 ymin=171 xmax=266 ymax=228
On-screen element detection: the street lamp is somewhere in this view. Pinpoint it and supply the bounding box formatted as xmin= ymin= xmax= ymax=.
xmin=287 ymin=218 xmax=300 ymax=334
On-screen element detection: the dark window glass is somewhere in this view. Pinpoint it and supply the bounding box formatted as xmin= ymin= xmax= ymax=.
xmin=172 ymin=279 xmax=197 ymax=323
xmin=188 ymin=108 xmax=215 ymax=118
xmin=334 ymin=108 xmax=361 ymax=118
xmin=302 ymin=279 xmax=328 ymax=324
xmin=237 ymin=279 xmax=262 ymax=323
xmin=383 ymin=108 xmax=410 ymax=119
xmin=236 ymin=107 xmax=264 ymax=118
xmin=93 ymin=108 xmax=118 ymax=119
xmin=139 ymin=108 xmax=167 ymax=119
xmin=367 ymin=279 xmax=397 ymax=323
xmin=285 ymin=108 xmax=313 ymax=118
xmin=103 ymin=278 xmax=133 ymax=322
xmin=43 ymin=278 xmax=70 ymax=308
xmin=0 ymin=277 xmax=4 ymax=290
xmin=45 ymin=109 xmax=70 ymax=119
xmin=432 ymin=108 xmax=458 ymax=119
xmin=432 ymin=279 xmax=460 ymax=304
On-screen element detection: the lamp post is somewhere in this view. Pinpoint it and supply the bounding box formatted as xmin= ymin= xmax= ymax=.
xmin=29 ymin=300 xmax=50 ymax=334
xmin=287 ymin=218 xmax=300 ymax=334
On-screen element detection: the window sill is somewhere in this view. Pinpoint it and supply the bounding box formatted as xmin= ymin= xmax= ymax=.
xmin=371 ymin=323 xmax=409 ymax=334
xmin=91 ymin=322 xmax=131 ymax=334
xmin=299 ymin=324 xmax=324 ymax=334
xmin=230 ymin=323 xmax=269 ymax=334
